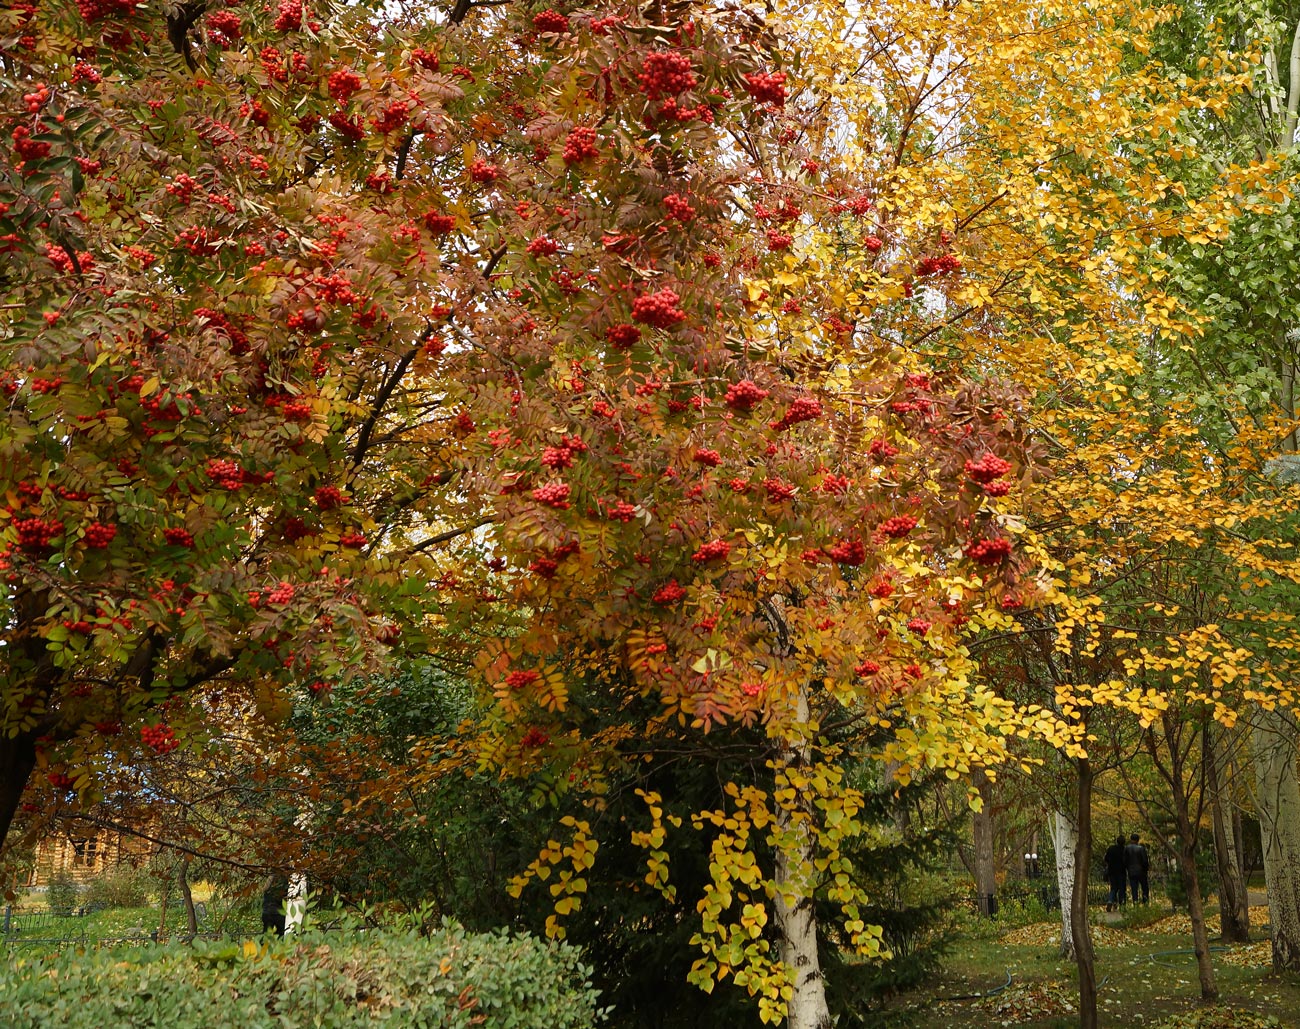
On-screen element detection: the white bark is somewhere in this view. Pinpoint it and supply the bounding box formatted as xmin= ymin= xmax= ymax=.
xmin=773 ymin=685 xmax=832 ymax=1029
xmin=1251 ymin=706 xmax=1300 ymax=970
xmin=1052 ymin=810 xmax=1077 ymax=960
xmin=285 ymin=871 xmax=308 ymax=934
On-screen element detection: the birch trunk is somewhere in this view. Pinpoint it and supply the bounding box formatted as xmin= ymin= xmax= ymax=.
xmin=1070 ymin=759 xmax=1098 ymax=1029
xmin=1052 ymin=809 xmax=1077 ymax=960
xmin=773 ymin=684 xmax=831 ymax=1029
xmin=1251 ymin=705 xmax=1300 ymax=970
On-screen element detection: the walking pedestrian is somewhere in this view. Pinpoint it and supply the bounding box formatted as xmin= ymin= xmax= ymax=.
xmin=1125 ymin=833 xmax=1150 ymax=904
xmin=1103 ymin=834 xmax=1128 ymax=911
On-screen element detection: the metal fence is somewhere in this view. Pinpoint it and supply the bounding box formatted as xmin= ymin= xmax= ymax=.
xmin=0 ymin=902 xmax=262 ymax=951
xmin=965 ymin=871 xmax=1169 ymax=917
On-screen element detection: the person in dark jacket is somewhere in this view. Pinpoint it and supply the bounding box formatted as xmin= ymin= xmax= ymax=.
xmin=262 ymin=875 xmax=289 ymax=935
xmin=1103 ymin=835 xmax=1128 ymax=911
xmin=1125 ymin=833 xmax=1150 ymax=903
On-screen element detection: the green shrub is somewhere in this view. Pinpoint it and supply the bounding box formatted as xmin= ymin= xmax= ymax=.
xmin=0 ymin=921 xmax=604 ymax=1029
xmin=83 ymin=865 xmax=150 ymax=910
xmin=45 ymin=871 xmax=78 ymax=918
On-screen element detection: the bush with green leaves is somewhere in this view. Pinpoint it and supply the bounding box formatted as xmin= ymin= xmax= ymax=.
xmin=44 ymin=871 xmax=78 ymax=917
xmin=0 ymin=921 xmax=603 ymax=1029
xmin=83 ymin=865 xmax=150 ymax=910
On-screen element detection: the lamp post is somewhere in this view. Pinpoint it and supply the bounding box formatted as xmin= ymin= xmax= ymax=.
xmin=1024 ymin=851 xmax=1039 ymax=879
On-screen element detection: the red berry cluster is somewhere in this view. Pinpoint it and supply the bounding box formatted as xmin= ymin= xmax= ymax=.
xmin=878 ymin=515 xmax=917 ymax=538
xmin=770 ymin=396 xmax=821 ymax=431
xmin=819 ymin=474 xmax=850 ymax=495
xmin=916 ymin=253 xmax=961 ymax=276
xmin=505 ymin=669 xmax=541 ymax=689
xmin=410 ymin=47 xmax=439 ymax=69
xmin=520 ymin=727 xmax=549 ymax=749
xmin=314 ymin=485 xmax=346 ymax=509
xmin=652 ymin=580 xmax=686 ymax=605
xmin=47 ymin=772 xmax=75 ymax=789
xmin=965 ymin=537 xmax=1012 ymax=565
xmin=606 ymin=500 xmax=637 ymax=522
xmin=272 ymin=0 xmax=319 ymax=32
xmin=864 ymin=235 xmax=883 ymax=253
xmin=166 ymin=173 xmax=200 ymax=204
xmin=965 ymin=453 xmax=1011 ymax=484
xmin=93 ymin=721 xmax=122 ymax=735
xmin=907 ymin=617 xmax=932 ymax=634
xmin=541 ymin=445 xmax=574 ymax=470
xmin=723 ymin=379 xmax=769 ymax=412
xmin=12 ymin=126 xmax=50 ymax=161
xmin=206 ymin=10 xmax=241 ymax=43
xmin=766 ymin=229 xmax=793 ymax=251
xmin=763 ymin=478 xmax=796 ymax=503
xmin=308 ymin=680 xmax=329 ymax=694
xmin=424 ymin=212 xmax=456 ymax=235
xmin=205 ymin=458 xmax=247 ymax=490
xmin=693 ymin=448 xmax=721 ymax=467
xmin=982 ymin=479 xmax=1012 ymax=497
xmin=14 ymin=516 xmax=63 ymax=553
xmin=526 ymin=235 xmax=560 ymax=257
xmin=141 ymin=724 xmax=179 ymax=754
xmin=691 ymin=539 xmax=731 ymax=563
xmin=339 ymin=531 xmax=367 ymax=548
xmin=606 ymin=323 xmax=642 ymax=350
xmin=532 ymin=8 xmax=569 ymax=33
xmin=281 ymin=400 xmax=312 ymax=421
xmin=532 ymin=482 xmax=571 ymax=509
xmin=1000 ymin=594 xmax=1023 ymax=611
xmin=562 ymin=126 xmax=599 ymax=164
xmin=868 ymin=438 xmax=899 ymax=462
xmin=663 ymin=193 xmax=696 ymax=223
xmin=84 ymin=522 xmax=116 ymax=548
xmin=638 ymin=51 xmax=697 ymax=99
xmin=163 ymin=527 xmax=194 ymax=548
xmin=869 ymin=579 xmax=894 ymax=599
xmin=540 ymin=435 xmax=587 ymax=471
xmin=741 ymin=681 xmax=764 ymax=697
xmin=74 ymin=0 xmax=134 ymax=21
xmin=329 ymin=112 xmax=365 ymax=141
xmin=828 ymin=538 xmax=866 ymax=566
xmin=283 ymin=516 xmax=316 ymax=541
xmin=63 ymin=619 xmax=94 ymax=633
xmin=729 ymin=478 xmax=750 ymax=493
xmin=371 ymin=100 xmax=410 ymax=135
xmin=469 ymin=158 xmax=502 ymax=184
xmin=266 ymin=581 xmax=295 ymax=605
xmin=631 ymin=289 xmax=687 ymax=329
xmin=328 ymin=68 xmax=362 ymax=103
xmin=854 ymin=660 xmax=880 ymax=677
xmin=742 ymin=71 xmax=787 ymax=107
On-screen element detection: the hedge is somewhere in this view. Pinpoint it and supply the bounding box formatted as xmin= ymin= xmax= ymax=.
xmin=1 ymin=921 xmax=604 ymax=1028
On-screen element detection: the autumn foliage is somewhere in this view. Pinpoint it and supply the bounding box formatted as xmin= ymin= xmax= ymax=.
xmin=0 ymin=0 xmax=1067 ymax=1020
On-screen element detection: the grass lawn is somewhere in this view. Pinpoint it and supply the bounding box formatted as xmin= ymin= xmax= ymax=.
xmin=888 ymin=907 xmax=1297 ymax=1028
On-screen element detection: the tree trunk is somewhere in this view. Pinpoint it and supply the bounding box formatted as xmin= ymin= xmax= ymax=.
xmin=0 ymin=732 xmax=37 ymax=856
xmin=972 ymin=769 xmax=997 ymax=917
xmin=177 ymin=856 xmax=198 ymax=942
xmin=1250 ymin=705 xmax=1300 ymax=971
xmin=1178 ymin=842 xmax=1218 ymax=1000
xmin=885 ymin=758 xmax=909 ymax=836
xmin=1161 ymin=717 xmax=1216 ymax=1000
xmin=1070 ymin=759 xmax=1098 ymax=1029
xmin=773 ymin=685 xmax=831 ymax=1029
xmin=1052 ymin=809 xmax=1077 ymax=961
xmin=1206 ymin=727 xmax=1250 ymax=943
